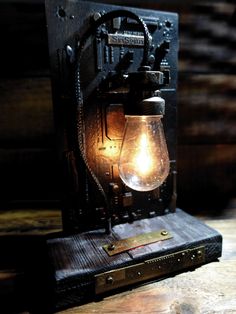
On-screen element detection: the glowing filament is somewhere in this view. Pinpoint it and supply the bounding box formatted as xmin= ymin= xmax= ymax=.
xmin=118 ymin=115 xmax=169 ymax=192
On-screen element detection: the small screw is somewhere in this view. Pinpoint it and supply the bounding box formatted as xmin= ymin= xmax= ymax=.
xmin=113 ymin=184 xmax=119 ymax=192
xmin=191 ymin=254 xmax=196 ymax=260
xmin=106 ymin=276 xmax=114 ymax=284
xmin=93 ymin=12 xmax=102 ymax=21
xmin=148 ymin=54 xmax=155 ymax=64
xmin=108 ymin=243 xmax=115 ymax=251
xmin=66 ymin=45 xmax=75 ymax=63
xmin=197 ymin=250 xmax=202 ymax=257
xmin=161 ymin=230 xmax=168 ymax=236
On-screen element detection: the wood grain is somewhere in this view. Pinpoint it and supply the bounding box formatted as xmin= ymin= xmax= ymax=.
xmin=58 ymin=261 xmax=236 ymax=314
xmin=57 ymin=218 xmax=236 ymax=314
xmin=177 ymin=144 xmax=236 ymax=213
xmin=0 ymin=209 xmax=235 ymax=314
xmin=0 ymin=209 xmax=62 ymax=235
xmin=178 ymin=74 xmax=236 ymax=144
xmin=0 ymin=78 xmax=53 ymax=144
xmin=0 ymin=1 xmax=235 ymax=311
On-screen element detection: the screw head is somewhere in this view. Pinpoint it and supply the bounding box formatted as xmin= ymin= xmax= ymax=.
xmin=93 ymin=12 xmax=102 ymax=21
xmin=161 ymin=230 xmax=168 ymax=236
xmin=108 ymin=243 xmax=115 ymax=251
xmin=197 ymin=250 xmax=202 ymax=257
xmin=106 ymin=276 xmax=114 ymax=284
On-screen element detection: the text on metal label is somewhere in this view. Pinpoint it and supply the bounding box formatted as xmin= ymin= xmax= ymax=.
xmin=108 ymin=34 xmax=144 ymax=47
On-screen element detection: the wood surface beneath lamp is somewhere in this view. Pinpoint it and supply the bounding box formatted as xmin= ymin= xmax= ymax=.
xmin=55 ymin=215 xmax=236 ymax=314
xmin=59 ymin=260 xmax=236 ymax=313
xmin=0 ymin=208 xmax=235 ymax=313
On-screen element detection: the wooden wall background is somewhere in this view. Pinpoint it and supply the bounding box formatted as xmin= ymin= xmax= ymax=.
xmin=0 ymin=0 xmax=235 ymax=215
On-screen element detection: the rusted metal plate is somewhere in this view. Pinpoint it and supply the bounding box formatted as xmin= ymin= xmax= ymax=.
xmin=95 ymin=246 xmax=205 ymax=294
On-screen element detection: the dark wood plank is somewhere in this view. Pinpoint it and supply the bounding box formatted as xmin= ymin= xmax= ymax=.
xmin=0 ymin=78 xmax=54 ymax=145
xmin=178 ymin=74 xmax=236 ymax=144
xmin=58 ymin=259 xmax=236 ymax=314
xmin=0 ymin=209 xmax=235 ymax=314
xmin=177 ymin=144 xmax=236 ymax=213
xmin=0 ymin=2 xmax=49 ymax=77
xmin=54 ymin=216 xmax=236 ymax=313
xmin=0 ymin=209 xmax=62 ymax=236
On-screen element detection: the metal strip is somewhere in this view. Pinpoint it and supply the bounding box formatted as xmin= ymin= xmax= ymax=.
xmin=103 ymin=229 xmax=172 ymax=256
xmin=107 ymin=34 xmax=144 ymax=47
xmin=95 ymin=246 xmax=205 ymax=294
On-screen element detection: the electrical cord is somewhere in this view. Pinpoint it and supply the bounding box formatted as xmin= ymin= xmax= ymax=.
xmin=74 ymin=9 xmax=151 ymax=233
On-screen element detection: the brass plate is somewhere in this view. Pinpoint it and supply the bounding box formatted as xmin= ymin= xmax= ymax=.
xmin=95 ymin=246 xmax=205 ymax=294
xmin=103 ymin=230 xmax=172 ymax=256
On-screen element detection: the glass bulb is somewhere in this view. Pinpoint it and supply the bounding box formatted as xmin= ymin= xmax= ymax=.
xmin=118 ymin=115 xmax=169 ymax=192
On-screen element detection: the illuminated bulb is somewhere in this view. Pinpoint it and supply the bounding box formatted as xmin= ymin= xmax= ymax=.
xmin=118 ymin=115 xmax=169 ymax=192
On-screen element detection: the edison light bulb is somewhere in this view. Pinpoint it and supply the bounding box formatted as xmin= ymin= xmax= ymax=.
xmin=118 ymin=115 xmax=169 ymax=192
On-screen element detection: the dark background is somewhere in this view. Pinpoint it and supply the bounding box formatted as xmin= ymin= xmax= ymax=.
xmin=0 ymin=0 xmax=235 ymax=215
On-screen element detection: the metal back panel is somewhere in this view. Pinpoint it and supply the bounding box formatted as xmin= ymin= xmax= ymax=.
xmin=45 ymin=0 xmax=178 ymax=232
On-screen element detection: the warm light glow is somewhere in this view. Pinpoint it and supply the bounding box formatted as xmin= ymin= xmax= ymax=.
xmin=134 ymin=134 xmax=153 ymax=175
xmin=118 ymin=116 xmax=169 ymax=192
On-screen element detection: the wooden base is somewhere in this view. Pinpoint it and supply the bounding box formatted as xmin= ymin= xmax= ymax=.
xmin=28 ymin=209 xmax=222 ymax=313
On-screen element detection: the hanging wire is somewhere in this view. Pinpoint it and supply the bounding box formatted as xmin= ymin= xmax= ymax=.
xmin=74 ymin=9 xmax=151 ymax=233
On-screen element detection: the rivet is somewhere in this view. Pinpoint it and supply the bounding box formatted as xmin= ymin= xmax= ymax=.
xmin=148 ymin=54 xmax=155 ymax=64
xmin=108 ymin=243 xmax=115 ymax=251
xmin=106 ymin=276 xmax=114 ymax=284
xmin=161 ymin=230 xmax=168 ymax=236
xmin=113 ymin=184 xmax=119 ymax=192
xmin=93 ymin=12 xmax=102 ymax=21
xmin=197 ymin=250 xmax=202 ymax=257
xmin=191 ymin=254 xmax=195 ymax=260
